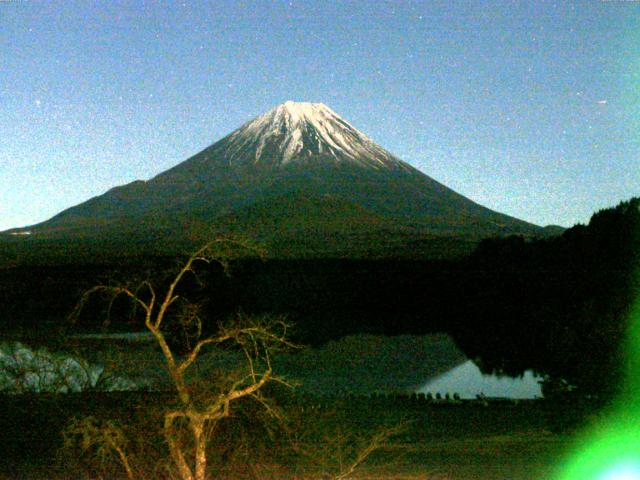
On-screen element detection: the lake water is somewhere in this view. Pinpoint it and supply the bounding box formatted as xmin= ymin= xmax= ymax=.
xmin=1 ymin=334 xmax=543 ymax=399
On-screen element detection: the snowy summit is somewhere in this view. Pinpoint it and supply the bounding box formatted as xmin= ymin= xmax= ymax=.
xmin=218 ymin=101 xmax=410 ymax=170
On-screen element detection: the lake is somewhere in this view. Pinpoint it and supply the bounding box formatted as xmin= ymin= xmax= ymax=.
xmin=1 ymin=333 xmax=543 ymax=399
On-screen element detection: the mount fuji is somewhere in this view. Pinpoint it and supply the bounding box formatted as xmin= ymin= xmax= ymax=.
xmin=9 ymin=101 xmax=545 ymax=258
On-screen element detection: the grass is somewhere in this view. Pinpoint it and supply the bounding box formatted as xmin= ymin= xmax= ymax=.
xmin=407 ymin=433 xmax=569 ymax=479
xmin=0 ymin=392 xmax=588 ymax=479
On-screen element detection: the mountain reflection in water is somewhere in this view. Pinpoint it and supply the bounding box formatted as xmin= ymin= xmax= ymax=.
xmin=418 ymin=360 xmax=542 ymax=399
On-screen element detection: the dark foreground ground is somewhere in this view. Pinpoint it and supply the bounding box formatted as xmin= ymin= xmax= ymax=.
xmin=0 ymin=392 xmax=597 ymax=480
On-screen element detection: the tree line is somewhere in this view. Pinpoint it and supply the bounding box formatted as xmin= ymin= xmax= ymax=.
xmin=452 ymin=197 xmax=640 ymax=398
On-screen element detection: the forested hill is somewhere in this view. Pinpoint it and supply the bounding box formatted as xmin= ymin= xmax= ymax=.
xmin=451 ymin=197 xmax=640 ymax=398
xmin=0 ymin=255 xmax=462 ymax=343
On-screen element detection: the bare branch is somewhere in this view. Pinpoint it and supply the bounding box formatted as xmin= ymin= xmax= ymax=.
xmin=164 ymin=411 xmax=193 ymax=480
xmin=177 ymin=335 xmax=233 ymax=374
xmin=68 ymin=239 xmax=286 ymax=480
xmin=226 ymin=367 xmax=272 ymax=402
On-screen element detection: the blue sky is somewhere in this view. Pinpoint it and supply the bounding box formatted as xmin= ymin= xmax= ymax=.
xmin=1 ymin=0 xmax=638 ymax=230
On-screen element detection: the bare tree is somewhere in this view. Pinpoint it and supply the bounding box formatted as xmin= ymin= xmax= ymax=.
xmin=288 ymin=407 xmax=408 ymax=480
xmin=63 ymin=416 xmax=138 ymax=480
xmin=71 ymin=240 xmax=295 ymax=480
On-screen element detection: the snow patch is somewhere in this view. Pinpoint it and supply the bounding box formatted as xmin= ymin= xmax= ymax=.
xmin=221 ymin=101 xmax=411 ymax=170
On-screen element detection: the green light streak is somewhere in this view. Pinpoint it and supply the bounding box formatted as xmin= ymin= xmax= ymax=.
xmin=555 ymin=291 xmax=640 ymax=479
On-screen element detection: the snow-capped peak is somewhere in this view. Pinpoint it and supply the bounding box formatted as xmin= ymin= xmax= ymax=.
xmin=275 ymin=101 xmax=336 ymax=122
xmin=220 ymin=101 xmax=410 ymax=170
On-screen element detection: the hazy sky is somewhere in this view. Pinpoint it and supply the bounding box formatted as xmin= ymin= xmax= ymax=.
xmin=1 ymin=0 xmax=638 ymax=231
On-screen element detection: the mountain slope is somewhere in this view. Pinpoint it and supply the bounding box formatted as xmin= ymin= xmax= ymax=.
xmin=7 ymin=101 xmax=544 ymax=257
